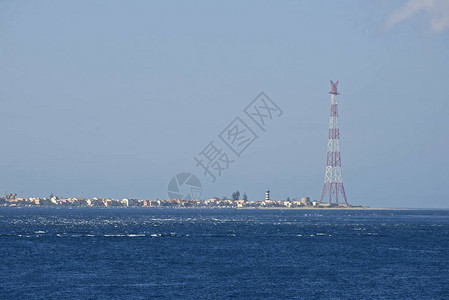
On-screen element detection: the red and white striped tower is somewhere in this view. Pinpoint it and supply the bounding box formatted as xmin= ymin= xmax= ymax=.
xmin=320 ymin=80 xmax=348 ymax=204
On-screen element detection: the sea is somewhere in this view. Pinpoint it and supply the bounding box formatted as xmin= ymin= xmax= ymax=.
xmin=0 ymin=208 xmax=448 ymax=299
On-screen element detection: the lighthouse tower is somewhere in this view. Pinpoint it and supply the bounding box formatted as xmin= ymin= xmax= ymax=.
xmin=320 ymin=81 xmax=348 ymax=204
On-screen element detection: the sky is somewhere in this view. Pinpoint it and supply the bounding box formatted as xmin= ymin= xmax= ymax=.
xmin=0 ymin=0 xmax=448 ymax=208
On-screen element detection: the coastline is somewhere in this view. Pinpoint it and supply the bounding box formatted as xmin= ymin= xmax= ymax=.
xmin=0 ymin=206 xmax=436 ymax=210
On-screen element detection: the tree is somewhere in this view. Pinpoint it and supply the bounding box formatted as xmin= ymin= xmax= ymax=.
xmin=243 ymin=193 xmax=248 ymax=201
xmin=287 ymin=197 xmax=290 ymax=202
xmin=231 ymin=190 xmax=240 ymax=200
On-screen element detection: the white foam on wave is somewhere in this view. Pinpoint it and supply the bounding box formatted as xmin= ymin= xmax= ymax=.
xmin=103 ymin=234 xmax=127 ymax=237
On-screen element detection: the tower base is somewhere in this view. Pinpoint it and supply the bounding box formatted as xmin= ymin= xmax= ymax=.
xmin=320 ymin=182 xmax=347 ymax=204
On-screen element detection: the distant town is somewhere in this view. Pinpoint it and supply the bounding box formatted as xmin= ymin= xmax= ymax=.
xmin=1 ymin=190 xmax=365 ymax=209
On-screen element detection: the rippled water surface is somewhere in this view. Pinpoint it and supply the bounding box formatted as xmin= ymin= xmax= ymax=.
xmin=1 ymin=208 xmax=448 ymax=299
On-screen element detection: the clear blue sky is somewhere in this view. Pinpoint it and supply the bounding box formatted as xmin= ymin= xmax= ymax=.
xmin=1 ymin=0 xmax=448 ymax=208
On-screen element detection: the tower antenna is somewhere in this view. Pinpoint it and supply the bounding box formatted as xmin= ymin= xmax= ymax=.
xmin=320 ymin=80 xmax=348 ymax=204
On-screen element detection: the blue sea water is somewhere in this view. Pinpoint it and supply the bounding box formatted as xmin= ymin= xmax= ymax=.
xmin=0 ymin=208 xmax=448 ymax=299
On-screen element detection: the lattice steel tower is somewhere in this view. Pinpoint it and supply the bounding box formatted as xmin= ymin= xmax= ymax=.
xmin=320 ymin=80 xmax=348 ymax=204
